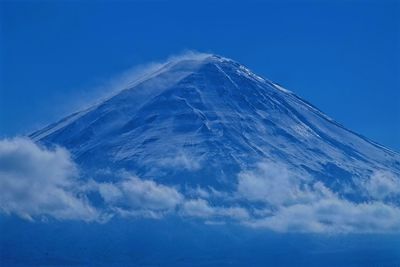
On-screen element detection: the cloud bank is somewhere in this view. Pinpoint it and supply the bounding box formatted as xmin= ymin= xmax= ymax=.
xmin=0 ymin=138 xmax=100 ymax=222
xmin=237 ymin=162 xmax=400 ymax=233
xmin=237 ymin=161 xmax=321 ymax=206
xmin=181 ymin=198 xmax=249 ymax=220
xmin=361 ymin=170 xmax=400 ymax=200
xmin=1 ymin=138 xmax=399 ymax=233
xmin=95 ymin=175 xmax=183 ymax=218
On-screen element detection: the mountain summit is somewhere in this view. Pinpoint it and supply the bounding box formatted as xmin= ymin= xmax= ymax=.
xmin=30 ymin=54 xmax=400 ymax=199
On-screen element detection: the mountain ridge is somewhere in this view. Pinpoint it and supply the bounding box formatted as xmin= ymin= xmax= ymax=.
xmin=31 ymin=54 xmax=399 ymax=155
xmin=29 ymin=54 xmax=400 ymax=200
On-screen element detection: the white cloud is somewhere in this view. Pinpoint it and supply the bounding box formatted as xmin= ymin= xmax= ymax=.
xmin=112 ymin=50 xmax=211 ymax=97
xmin=181 ymin=199 xmax=215 ymax=218
xmin=0 ymin=137 xmax=101 ymax=222
xmin=181 ymin=199 xmax=249 ymax=220
xmin=185 ymin=185 xmax=231 ymax=200
xmin=361 ymin=170 xmax=400 ymax=200
xmin=157 ymin=152 xmax=202 ymax=171
xmin=68 ymin=50 xmax=212 ymax=112
xmin=111 ymin=207 xmax=168 ymax=219
xmin=119 ymin=176 xmax=183 ymax=211
xmin=0 ymin=138 xmax=184 ymax=221
xmin=97 ymin=175 xmax=184 ymax=214
xmin=97 ymin=182 xmax=123 ymax=203
xmin=246 ymin=198 xmax=400 ymax=233
xmin=186 ymin=185 xmax=211 ymax=198
xmin=237 ymin=161 xmax=322 ymax=206
xmin=237 ymin=161 xmax=295 ymax=205
xmin=2 ymin=139 xmax=399 ymax=234
xmin=237 ymin=161 xmax=400 ymax=233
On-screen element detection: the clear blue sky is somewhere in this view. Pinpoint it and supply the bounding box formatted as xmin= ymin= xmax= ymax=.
xmin=1 ymin=0 xmax=399 ymax=150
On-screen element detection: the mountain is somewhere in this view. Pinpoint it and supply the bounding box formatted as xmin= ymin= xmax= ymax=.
xmin=30 ymin=54 xmax=400 ymax=200
xmin=4 ymin=53 xmax=400 ymax=267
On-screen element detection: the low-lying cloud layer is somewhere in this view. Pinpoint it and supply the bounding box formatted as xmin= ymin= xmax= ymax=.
xmin=96 ymin=174 xmax=183 ymax=218
xmin=361 ymin=170 xmax=400 ymax=200
xmin=238 ymin=162 xmax=400 ymax=233
xmin=181 ymin=199 xmax=249 ymax=220
xmin=1 ymin=138 xmax=399 ymax=233
xmin=0 ymin=138 xmax=100 ymax=222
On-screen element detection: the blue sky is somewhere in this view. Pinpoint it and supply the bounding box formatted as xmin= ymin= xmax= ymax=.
xmin=0 ymin=0 xmax=399 ymax=150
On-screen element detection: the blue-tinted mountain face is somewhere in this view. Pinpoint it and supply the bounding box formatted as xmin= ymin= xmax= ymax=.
xmin=31 ymin=55 xmax=400 ymax=199
xmin=3 ymin=54 xmax=400 ymax=267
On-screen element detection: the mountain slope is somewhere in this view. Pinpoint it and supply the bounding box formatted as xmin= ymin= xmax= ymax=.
xmin=30 ymin=54 xmax=400 ymax=199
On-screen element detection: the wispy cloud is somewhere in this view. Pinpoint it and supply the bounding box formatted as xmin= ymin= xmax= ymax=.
xmin=29 ymin=50 xmax=213 ymax=137
xmin=73 ymin=50 xmax=212 ymax=112
xmin=104 ymin=51 xmax=211 ymax=95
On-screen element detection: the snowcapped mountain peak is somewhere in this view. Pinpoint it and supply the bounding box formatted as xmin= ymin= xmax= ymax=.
xmin=30 ymin=54 xmax=400 ymax=200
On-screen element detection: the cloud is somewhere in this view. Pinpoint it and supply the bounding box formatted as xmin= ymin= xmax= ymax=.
xmin=361 ymin=170 xmax=400 ymax=200
xmin=0 ymin=137 xmax=101 ymax=222
xmin=181 ymin=199 xmax=249 ymax=220
xmin=185 ymin=185 xmax=230 ymax=200
xmin=2 ymin=139 xmax=399 ymax=233
xmin=0 ymin=137 xmax=200 ymax=221
xmin=35 ymin=51 xmax=213 ymax=135
xmin=237 ymin=161 xmax=297 ymax=205
xmin=237 ymin=161 xmax=325 ymax=205
xmin=79 ymin=50 xmax=212 ymax=110
xmin=94 ymin=176 xmax=248 ymax=221
xmin=0 ymin=138 xmax=184 ymax=221
xmin=111 ymin=177 xmax=183 ymax=211
xmin=157 ymin=152 xmax=201 ymax=171
xmin=109 ymin=50 xmax=211 ymax=95
xmin=95 ymin=175 xmax=183 ymax=218
xmin=246 ymin=198 xmax=400 ymax=233
xmin=237 ymin=161 xmax=400 ymax=233
xmin=186 ymin=185 xmax=211 ymax=198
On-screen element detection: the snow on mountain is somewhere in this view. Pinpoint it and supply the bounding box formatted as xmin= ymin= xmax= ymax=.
xmin=30 ymin=54 xmax=400 ymax=199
